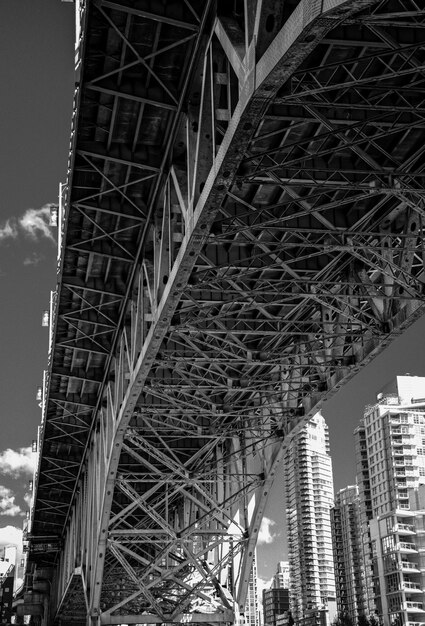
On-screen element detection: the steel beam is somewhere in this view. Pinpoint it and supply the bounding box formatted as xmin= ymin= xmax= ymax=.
xmin=28 ymin=2 xmax=425 ymax=626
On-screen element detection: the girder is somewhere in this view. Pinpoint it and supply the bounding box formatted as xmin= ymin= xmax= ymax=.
xmin=26 ymin=1 xmax=425 ymax=625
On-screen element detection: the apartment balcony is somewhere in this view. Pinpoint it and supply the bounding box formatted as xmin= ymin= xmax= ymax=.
xmin=396 ymin=469 xmax=408 ymax=476
xmin=397 ymin=509 xmax=417 ymax=517
xmin=402 ymin=582 xmax=423 ymax=593
xmin=391 ymin=433 xmax=413 ymax=446
xmin=398 ymin=542 xmax=418 ymax=552
xmin=393 ymin=445 xmax=416 ymax=458
xmin=398 ymin=494 xmax=410 ymax=503
xmin=394 ymin=447 xmax=416 ymax=454
xmin=404 ymin=602 xmax=425 ymax=613
xmin=394 ymin=458 xmax=413 ymax=466
xmin=392 ymin=437 xmax=414 ymax=446
xmin=398 ymin=495 xmax=410 ymax=502
xmin=400 ymin=561 xmax=421 ymax=572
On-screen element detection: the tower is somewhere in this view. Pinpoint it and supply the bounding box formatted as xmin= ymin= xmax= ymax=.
xmin=354 ymin=421 xmax=375 ymax=616
xmin=272 ymin=562 xmax=290 ymax=590
xmin=263 ymin=562 xmax=290 ymax=626
xmin=245 ymin=553 xmax=259 ymax=626
xmin=354 ymin=375 xmax=425 ymax=626
xmin=284 ymin=413 xmax=336 ymax=626
xmin=331 ymin=485 xmax=367 ymax=623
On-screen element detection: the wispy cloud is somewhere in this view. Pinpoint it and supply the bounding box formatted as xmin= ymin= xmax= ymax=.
xmin=19 ymin=205 xmax=55 ymax=241
xmin=0 ymin=203 xmax=56 ymax=246
xmin=257 ymin=516 xmax=276 ymax=545
xmin=0 ymin=487 xmax=22 ymax=517
xmin=0 ymin=447 xmax=35 ymax=478
xmin=258 ymin=576 xmax=273 ymax=593
xmin=23 ymin=493 xmax=32 ymax=507
xmin=257 ymin=576 xmax=274 ymax=613
xmin=0 ymin=220 xmax=17 ymax=241
xmin=23 ymin=252 xmax=43 ymax=266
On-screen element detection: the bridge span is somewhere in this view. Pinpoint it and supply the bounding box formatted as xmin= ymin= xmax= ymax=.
xmin=22 ymin=0 xmax=425 ymax=624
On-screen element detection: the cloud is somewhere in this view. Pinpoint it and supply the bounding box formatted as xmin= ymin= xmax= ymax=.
xmin=257 ymin=576 xmax=273 ymax=612
xmin=0 ymin=525 xmax=22 ymax=548
xmin=23 ymin=493 xmax=32 ymax=507
xmin=0 ymin=203 xmax=56 ymax=247
xmin=257 ymin=516 xmax=276 ymax=545
xmin=0 ymin=447 xmax=35 ymax=478
xmin=19 ymin=205 xmax=55 ymax=241
xmin=0 ymin=487 xmax=22 ymax=517
xmin=257 ymin=576 xmax=273 ymax=593
xmin=0 ymin=220 xmax=17 ymax=241
xmin=0 ymin=525 xmax=25 ymax=591
xmin=23 ymin=252 xmax=43 ymax=266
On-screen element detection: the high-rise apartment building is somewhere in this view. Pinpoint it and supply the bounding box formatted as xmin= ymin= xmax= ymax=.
xmin=263 ymin=588 xmax=290 ymax=626
xmin=284 ymin=413 xmax=336 ymax=626
xmin=263 ymin=562 xmax=290 ymax=626
xmin=369 ymin=490 xmax=425 ymax=626
xmin=354 ymin=421 xmax=375 ymax=616
xmin=354 ymin=375 xmax=425 ymax=626
xmin=245 ymin=554 xmax=259 ymax=626
xmin=331 ymin=485 xmax=367 ymax=623
xmin=272 ymin=562 xmax=290 ymax=590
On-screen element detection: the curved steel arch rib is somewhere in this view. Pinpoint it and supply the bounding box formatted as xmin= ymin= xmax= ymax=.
xmin=27 ymin=0 xmax=425 ymax=624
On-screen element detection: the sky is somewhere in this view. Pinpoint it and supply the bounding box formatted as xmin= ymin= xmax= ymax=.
xmin=2 ymin=0 xmax=425 ymax=592
xmin=0 ymin=0 xmax=75 ymax=569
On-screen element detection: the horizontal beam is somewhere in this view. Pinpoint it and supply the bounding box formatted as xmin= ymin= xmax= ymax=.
xmin=87 ymin=84 xmax=178 ymax=111
xmin=78 ymin=149 xmax=160 ymax=172
xmin=55 ymin=341 xmax=110 ymax=356
xmin=51 ymin=368 xmax=103 ymax=384
xmin=62 ymin=277 xmax=126 ymax=298
xmin=67 ymin=242 xmax=136 ymax=263
xmin=97 ymin=0 xmax=200 ymax=31
xmin=100 ymin=610 xmax=235 ymax=624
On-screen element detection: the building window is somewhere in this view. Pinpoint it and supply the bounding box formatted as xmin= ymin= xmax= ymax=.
xmin=386 ymin=573 xmax=400 ymax=593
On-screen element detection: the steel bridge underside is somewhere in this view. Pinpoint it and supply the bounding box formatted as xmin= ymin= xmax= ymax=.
xmin=26 ymin=0 xmax=425 ymax=624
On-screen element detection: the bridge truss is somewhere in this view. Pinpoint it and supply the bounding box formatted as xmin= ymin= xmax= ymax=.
xmin=25 ymin=0 xmax=425 ymax=624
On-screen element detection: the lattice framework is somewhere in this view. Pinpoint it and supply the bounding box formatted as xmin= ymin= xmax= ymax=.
xmin=25 ymin=1 xmax=425 ymax=625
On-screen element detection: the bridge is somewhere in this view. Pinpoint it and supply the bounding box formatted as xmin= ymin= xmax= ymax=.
xmin=21 ymin=0 xmax=425 ymax=624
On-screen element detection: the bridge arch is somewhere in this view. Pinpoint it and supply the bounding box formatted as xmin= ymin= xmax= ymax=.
xmin=26 ymin=1 xmax=425 ymax=625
